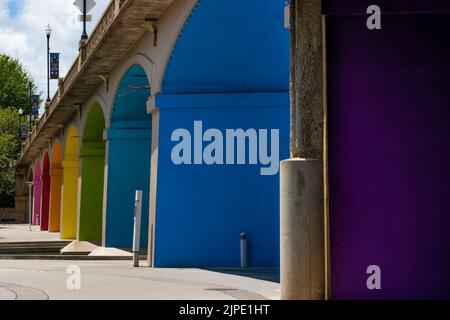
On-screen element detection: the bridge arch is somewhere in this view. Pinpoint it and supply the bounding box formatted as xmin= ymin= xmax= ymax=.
xmin=33 ymin=159 xmax=42 ymax=226
xmin=49 ymin=140 xmax=63 ymax=232
xmin=40 ymin=152 xmax=51 ymax=231
xmin=109 ymin=54 xmax=157 ymax=101
xmin=104 ymin=63 xmax=152 ymax=249
xmin=78 ymin=102 xmax=106 ymax=242
xmin=150 ymin=0 xmax=290 ymax=267
xmin=61 ymin=125 xmax=80 ymax=239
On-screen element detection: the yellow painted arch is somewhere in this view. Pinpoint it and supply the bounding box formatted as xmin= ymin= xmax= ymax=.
xmin=61 ymin=126 xmax=80 ymax=240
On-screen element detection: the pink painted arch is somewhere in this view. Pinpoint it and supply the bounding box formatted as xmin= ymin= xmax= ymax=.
xmin=33 ymin=160 xmax=42 ymax=226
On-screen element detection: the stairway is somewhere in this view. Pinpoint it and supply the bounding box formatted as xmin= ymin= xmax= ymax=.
xmin=0 ymin=241 xmax=71 ymax=256
xmin=0 ymin=241 xmax=144 ymax=261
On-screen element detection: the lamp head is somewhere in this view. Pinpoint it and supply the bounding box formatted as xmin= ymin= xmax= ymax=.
xmin=45 ymin=24 xmax=52 ymax=37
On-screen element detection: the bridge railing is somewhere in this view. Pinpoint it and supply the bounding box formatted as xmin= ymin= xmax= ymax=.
xmin=20 ymin=0 xmax=128 ymax=161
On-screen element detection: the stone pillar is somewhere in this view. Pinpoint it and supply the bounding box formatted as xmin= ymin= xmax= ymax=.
xmin=14 ymin=172 xmax=28 ymax=223
xmin=78 ymin=39 xmax=87 ymax=70
xmin=280 ymin=0 xmax=327 ymax=300
xmin=45 ymin=101 xmax=50 ymax=117
xmin=147 ymin=102 xmax=160 ymax=267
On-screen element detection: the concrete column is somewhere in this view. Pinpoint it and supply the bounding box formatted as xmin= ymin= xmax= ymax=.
xmin=147 ymin=106 xmax=160 ymax=268
xmin=281 ymin=159 xmax=325 ymax=299
xmin=281 ymin=0 xmax=327 ymax=300
xmin=14 ymin=172 xmax=28 ymax=223
xmin=78 ymin=39 xmax=87 ymax=70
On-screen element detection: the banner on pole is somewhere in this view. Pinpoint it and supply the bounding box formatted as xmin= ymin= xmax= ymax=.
xmin=31 ymin=95 xmax=40 ymax=115
xmin=20 ymin=124 xmax=29 ymax=140
xmin=50 ymin=53 xmax=60 ymax=79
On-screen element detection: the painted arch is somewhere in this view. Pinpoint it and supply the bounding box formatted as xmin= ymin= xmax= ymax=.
xmin=104 ymin=64 xmax=152 ymax=249
xmin=151 ymin=0 xmax=290 ymax=267
xmin=61 ymin=125 xmax=80 ymax=240
xmin=78 ymin=102 xmax=106 ymax=243
xmin=33 ymin=159 xmax=41 ymax=226
xmin=40 ymin=152 xmax=51 ymax=231
xmin=49 ymin=140 xmax=63 ymax=232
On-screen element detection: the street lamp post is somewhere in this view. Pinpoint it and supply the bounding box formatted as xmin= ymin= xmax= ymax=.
xmin=29 ymin=82 xmax=32 ymax=130
xmin=81 ymin=0 xmax=88 ymax=40
xmin=45 ymin=24 xmax=52 ymax=102
xmin=18 ymin=108 xmax=24 ymax=142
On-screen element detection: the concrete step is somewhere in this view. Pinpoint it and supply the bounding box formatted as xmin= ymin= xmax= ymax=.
xmin=0 ymin=255 xmax=148 ymax=261
xmin=0 ymin=248 xmax=62 ymax=254
xmin=0 ymin=241 xmax=71 ymax=255
xmin=0 ymin=241 xmax=71 ymax=247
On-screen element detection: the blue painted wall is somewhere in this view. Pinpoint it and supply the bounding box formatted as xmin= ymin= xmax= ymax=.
xmin=105 ymin=65 xmax=151 ymax=249
xmin=150 ymin=0 xmax=290 ymax=267
xmin=153 ymin=93 xmax=289 ymax=267
xmin=162 ymin=0 xmax=289 ymax=94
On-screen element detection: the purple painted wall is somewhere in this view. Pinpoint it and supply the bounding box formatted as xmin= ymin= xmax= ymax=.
xmin=324 ymin=0 xmax=450 ymax=15
xmin=327 ymin=11 xmax=450 ymax=299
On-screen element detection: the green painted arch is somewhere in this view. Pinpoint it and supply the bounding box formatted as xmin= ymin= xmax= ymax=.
xmin=78 ymin=102 xmax=106 ymax=242
xmin=61 ymin=125 xmax=80 ymax=240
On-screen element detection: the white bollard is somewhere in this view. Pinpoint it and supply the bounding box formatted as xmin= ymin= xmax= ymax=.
xmin=132 ymin=190 xmax=143 ymax=268
xmin=240 ymin=232 xmax=248 ymax=269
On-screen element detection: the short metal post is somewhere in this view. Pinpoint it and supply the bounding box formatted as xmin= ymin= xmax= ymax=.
xmin=240 ymin=232 xmax=248 ymax=269
xmin=133 ymin=190 xmax=143 ymax=267
xmin=27 ymin=182 xmax=33 ymax=231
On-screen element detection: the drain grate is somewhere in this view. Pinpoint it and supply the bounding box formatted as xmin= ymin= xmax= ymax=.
xmin=205 ymin=288 xmax=238 ymax=292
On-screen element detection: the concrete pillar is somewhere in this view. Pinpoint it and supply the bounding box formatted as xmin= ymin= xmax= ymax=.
xmin=280 ymin=0 xmax=327 ymax=300
xmin=281 ymin=159 xmax=325 ymax=299
xmin=14 ymin=172 xmax=28 ymax=223
xmin=78 ymin=39 xmax=87 ymax=70
xmin=147 ymin=104 xmax=160 ymax=267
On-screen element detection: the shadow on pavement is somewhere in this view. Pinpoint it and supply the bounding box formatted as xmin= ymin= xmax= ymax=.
xmin=203 ymin=268 xmax=280 ymax=283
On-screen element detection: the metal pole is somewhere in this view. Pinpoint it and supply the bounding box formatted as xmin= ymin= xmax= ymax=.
xmin=27 ymin=182 xmax=33 ymax=231
xmin=29 ymin=82 xmax=32 ymax=131
xmin=133 ymin=191 xmax=143 ymax=267
xmin=240 ymin=233 xmax=248 ymax=269
xmin=81 ymin=0 xmax=88 ymax=39
xmin=46 ymin=34 xmax=50 ymax=102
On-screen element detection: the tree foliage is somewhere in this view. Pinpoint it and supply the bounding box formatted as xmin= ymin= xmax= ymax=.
xmin=0 ymin=108 xmax=20 ymax=207
xmin=0 ymin=54 xmax=39 ymax=110
xmin=0 ymin=54 xmax=40 ymax=207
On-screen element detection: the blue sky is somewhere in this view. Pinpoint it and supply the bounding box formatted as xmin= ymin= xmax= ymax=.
xmin=0 ymin=0 xmax=109 ymax=113
xmin=7 ymin=0 xmax=24 ymax=17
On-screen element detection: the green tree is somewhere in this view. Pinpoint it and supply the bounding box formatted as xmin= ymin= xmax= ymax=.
xmin=0 ymin=54 xmax=40 ymax=207
xmin=0 ymin=54 xmax=39 ymax=111
xmin=0 ymin=108 xmax=20 ymax=207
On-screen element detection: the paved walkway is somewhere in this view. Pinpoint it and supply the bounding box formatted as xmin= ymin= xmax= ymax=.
xmin=0 ymin=260 xmax=280 ymax=300
xmin=0 ymin=224 xmax=61 ymax=243
xmin=0 ymin=225 xmax=280 ymax=300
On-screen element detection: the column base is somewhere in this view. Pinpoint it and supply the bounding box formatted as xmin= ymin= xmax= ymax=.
xmin=280 ymin=158 xmax=325 ymax=300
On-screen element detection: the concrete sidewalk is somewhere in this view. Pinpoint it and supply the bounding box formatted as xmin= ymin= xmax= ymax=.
xmin=0 ymin=260 xmax=280 ymax=300
xmin=0 ymin=224 xmax=62 ymax=243
xmin=0 ymin=224 xmax=280 ymax=300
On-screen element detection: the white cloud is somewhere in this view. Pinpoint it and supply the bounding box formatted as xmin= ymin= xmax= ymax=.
xmin=0 ymin=0 xmax=110 ymax=113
